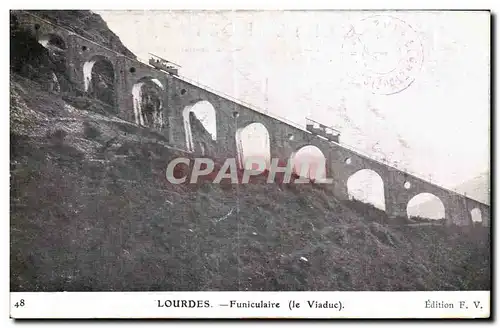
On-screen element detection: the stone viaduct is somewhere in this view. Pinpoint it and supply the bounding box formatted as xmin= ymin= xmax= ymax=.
xmin=13 ymin=10 xmax=490 ymax=227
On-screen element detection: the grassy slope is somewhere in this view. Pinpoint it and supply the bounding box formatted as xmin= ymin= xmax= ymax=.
xmin=10 ymin=74 xmax=490 ymax=291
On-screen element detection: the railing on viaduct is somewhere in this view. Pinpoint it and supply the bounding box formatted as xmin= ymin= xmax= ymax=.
xmin=9 ymin=11 xmax=490 ymax=225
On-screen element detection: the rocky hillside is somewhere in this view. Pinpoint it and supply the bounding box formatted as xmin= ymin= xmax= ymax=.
xmin=26 ymin=10 xmax=136 ymax=58
xmin=10 ymin=11 xmax=490 ymax=292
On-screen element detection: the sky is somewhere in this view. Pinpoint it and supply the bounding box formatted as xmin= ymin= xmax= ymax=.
xmin=96 ymin=10 xmax=490 ymax=197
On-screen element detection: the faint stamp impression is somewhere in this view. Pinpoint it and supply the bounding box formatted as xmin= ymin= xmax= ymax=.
xmin=342 ymin=15 xmax=424 ymax=95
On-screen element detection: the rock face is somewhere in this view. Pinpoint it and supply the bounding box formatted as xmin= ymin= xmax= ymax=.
xmin=10 ymin=21 xmax=65 ymax=92
xmin=10 ymin=10 xmax=490 ymax=292
xmin=26 ymin=10 xmax=136 ymax=58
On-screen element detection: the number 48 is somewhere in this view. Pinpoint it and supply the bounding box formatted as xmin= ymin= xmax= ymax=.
xmin=14 ymin=299 xmax=25 ymax=308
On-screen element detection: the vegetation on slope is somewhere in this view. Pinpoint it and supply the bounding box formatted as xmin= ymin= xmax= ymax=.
xmin=9 ymin=11 xmax=490 ymax=292
xmin=10 ymin=73 xmax=490 ymax=291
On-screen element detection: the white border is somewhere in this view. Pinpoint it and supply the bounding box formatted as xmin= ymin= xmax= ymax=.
xmin=3 ymin=0 xmax=498 ymax=10
xmin=9 ymin=291 xmax=491 ymax=319
xmin=3 ymin=0 xmax=497 ymax=326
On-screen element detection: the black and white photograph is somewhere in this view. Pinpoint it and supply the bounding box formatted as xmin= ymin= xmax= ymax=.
xmin=8 ymin=6 xmax=491 ymax=319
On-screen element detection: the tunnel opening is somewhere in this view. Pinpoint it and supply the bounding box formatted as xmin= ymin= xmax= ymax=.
xmin=289 ymin=145 xmax=327 ymax=181
xmin=132 ymin=77 xmax=164 ymax=130
xmin=36 ymin=33 xmax=67 ymax=70
xmin=407 ymin=193 xmax=445 ymax=221
xmin=347 ymin=169 xmax=386 ymax=211
xmin=471 ymin=208 xmax=482 ymax=224
xmin=38 ymin=33 xmax=66 ymax=51
xmin=235 ymin=122 xmax=271 ymax=171
xmin=83 ymin=55 xmax=115 ymax=107
xmin=182 ymin=101 xmax=216 ymax=153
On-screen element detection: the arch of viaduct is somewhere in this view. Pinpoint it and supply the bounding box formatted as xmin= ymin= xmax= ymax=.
xmin=14 ymin=11 xmax=490 ymax=227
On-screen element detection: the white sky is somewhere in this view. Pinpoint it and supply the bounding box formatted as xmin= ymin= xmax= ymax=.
xmin=96 ymin=10 xmax=490 ymax=191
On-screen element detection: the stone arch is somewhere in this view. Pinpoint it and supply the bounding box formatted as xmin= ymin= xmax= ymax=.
xmin=182 ymin=101 xmax=216 ymax=152
xmin=289 ymin=145 xmax=327 ymax=181
xmin=83 ymin=55 xmax=115 ymax=107
xmin=38 ymin=33 xmax=66 ymax=51
xmin=347 ymin=169 xmax=386 ymax=211
xmin=407 ymin=193 xmax=445 ymax=220
xmin=131 ymin=77 xmax=165 ymax=129
xmin=235 ymin=122 xmax=271 ymax=170
xmin=471 ymin=208 xmax=482 ymax=223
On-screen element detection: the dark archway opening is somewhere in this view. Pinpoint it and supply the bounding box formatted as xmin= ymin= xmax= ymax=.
xmin=39 ymin=34 xmax=67 ymax=51
xmin=84 ymin=56 xmax=115 ymax=107
xmin=132 ymin=78 xmax=165 ymax=130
